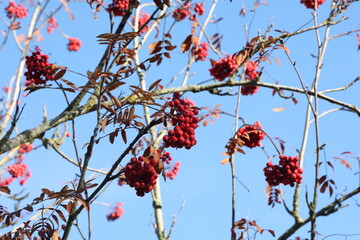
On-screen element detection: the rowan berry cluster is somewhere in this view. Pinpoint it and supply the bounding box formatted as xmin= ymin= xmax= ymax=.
xmin=5 ymin=1 xmax=28 ymax=19
xmin=24 ymin=46 xmax=54 ymax=86
xmin=133 ymin=11 xmax=151 ymax=33
xmin=7 ymin=163 xmax=27 ymax=178
xmin=209 ymin=54 xmax=238 ymax=81
xmin=194 ymin=3 xmax=205 ymax=15
xmin=67 ymin=38 xmax=82 ymax=52
xmin=172 ymin=4 xmax=190 ymax=21
xmin=18 ymin=143 xmax=33 ymax=154
xmin=163 ymin=92 xmax=199 ymax=150
xmin=106 ymin=202 xmax=124 ymax=221
xmin=300 ymin=0 xmax=326 ymax=9
xmin=107 ymin=0 xmax=129 ymax=17
xmin=191 ymin=42 xmax=209 ymax=62
xmin=166 ymin=162 xmax=180 ymax=180
xmin=47 ymin=17 xmax=58 ymax=34
xmin=263 ymin=155 xmax=303 ymax=187
xmin=242 ymin=61 xmax=260 ymax=96
xmin=124 ymin=156 xmax=158 ymax=197
xmin=237 ymin=121 xmax=265 ymax=148
xmin=158 ymin=149 xmax=173 ymax=164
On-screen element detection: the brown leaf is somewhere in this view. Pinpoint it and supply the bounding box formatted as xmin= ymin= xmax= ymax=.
xmin=318 ymin=175 xmax=327 ymax=184
xmin=56 ymin=210 xmax=66 ymax=222
xmin=106 ymin=81 xmax=125 ymax=91
xmin=109 ymin=132 xmax=116 ymax=144
xmin=320 ymin=181 xmax=328 ymax=193
xmin=54 ymin=69 xmax=67 ymax=80
xmin=148 ymin=41 xmax=162 ymax=51
xmin=220 ymin=158 xmax=230 ymax=165
xmin=121 ymin=129 xmax=127 ymax=144
xmin=149 ymin=79 xmax=162 ymax=91
xmin=101 ymin=103 xmax=115 ymax=113
xmin=164 ymin=52 xmax=171 ymax=58
xmin=0 ymin=186 xmax=10 ymax=194
xmin=181 ymin=35 xmax=193 ymax=53
xmin=60 ymin=79 xmax=76 ymax=89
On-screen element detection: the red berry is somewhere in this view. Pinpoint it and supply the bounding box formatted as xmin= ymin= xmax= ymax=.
xmin=107 ymin=0 xmax=129 ymax=17
xmin=209 ymin=55 xmax=238 ymax=81
xmin=67 ymin=38 xmax=82 ymax=52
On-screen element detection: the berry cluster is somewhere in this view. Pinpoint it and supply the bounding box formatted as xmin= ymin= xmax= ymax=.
xmin=47 ymin=17 xmax=58 ymax=34
xmin=166 ymin=162 xmax=180 ymax=180
xmin=133 ymin=11 xmax=151 ymax=33
xmin=237 ymin=121 xmax=265 ymax=148
xmin=24 ymin=46 xmax=54 ymax=86
xmin=209 ymin=54 xmax=238 ymax=81
xmin=107 ymin=0 xmax=129 ymax=17
xmin=191 ymin=42 xmax=209 ymax=62
xmin=7 ymin=163 xmax=28 ymax=178
xmin=300 ymin=0 xmax=326 ymax=9
xmin=242 ymin=61 xmax=260 ymax=96
xmin=67 ymin=38 xmax=82 ymax=52
xmin=18 ymin=143 xmax=33 ymax=154
xmin=106 ymin=202 xmax=124 ymax=221
xmin=194 ymin=3 xmax=205 ymax=15
xmin=5 ymin=1 xmax=28 ymax=19
xmin=172 ymin=4 xmax=190 ymax=21
xmin=263 ymin=155 xmax=303 ymax=187
xmin=158 ymin=149 xmax=173 ymax=164
xmin=0 ymin=178 xmax=15 ymax=186
xmin=163 ymin=92 xmax=199 ymax=150
xmin=124 ymin=156 xmax=158 ymax=197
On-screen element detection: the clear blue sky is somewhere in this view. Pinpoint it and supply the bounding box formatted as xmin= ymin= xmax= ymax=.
xmin=1 ymin=0 xmax=360 ymax=239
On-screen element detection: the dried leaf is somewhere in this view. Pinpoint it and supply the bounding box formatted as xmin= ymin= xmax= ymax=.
xmin=60 ymin=79 xmax=76 ymax=89
xmin=272 ymin=107 xmax=285 ymax=112
xmin=121 ymin=129 xmax=127 ymax=144
xmin=148 ymin=41 xmax=162 ymax=51
xmin=220 ymin=158 xmax=230 ymax=165
xmin=149 ymin=79 xmax=162 ymax=91
xmin=320 ymin=181 xmax=328 ymax=193
xmin=54 ymin=69 xmax=67 ymax=80
xmin=340 ymin=160 xmax=352 ymax=169
xmin=318 ymin=175 xmax=327 ymax=184
xmin=0 ymin=186 xmax=10 ymax=194
xmin=181 ymin=35 xmax=193 ymax=53
xmin=56 ymin=210 xmax=66 ymax=222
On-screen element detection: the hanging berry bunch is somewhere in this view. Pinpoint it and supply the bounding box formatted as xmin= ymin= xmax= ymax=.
xmin=209 ymin=54 xmax=238 ymax=81
xmin=5 ymin=1 xmax=28 ymax=19
xmin=263 ymin=155 xmax=303 ymax=187
xmin=163 ymin=92 xmax=200 ymax=150
xmin=191 ymin=42 xmax=209 ymax=62
xmin=158 ymin=149 xmax=173 ymax=164
xmin=194 ymin=3 xmax=205 ymax=15
xmin=133 ymin=11 xmax=151 ymax=33
xmin=166 ymin=162 xmax=180 ymax=180
xmin=24 ymin=46 xmax=54 ymax=86
xmin=172 ymin=4 xmax=190 ymax=21
xmin=67 ymin=37 xmax=82 ymax=52
xmin=237 ymin=121 xmax=265 ymax=148
xmin=106 ymin=202 xmax=124 ymax=221
xmin=241 ymin=61 xmax=260 ymax=96
xmin=124 ymin=156 xmax=158 ymax=197
xmin=107 ymin=0 xmax=129 ymax=17
xmin=300 ymin=0 xmax=326 ymax=9
xmin=47 ymin=17 xmax=58 ymax=34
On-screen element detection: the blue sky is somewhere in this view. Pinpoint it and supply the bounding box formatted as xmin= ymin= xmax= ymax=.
xmin=1 ymin=0 xmax=360 ymax=239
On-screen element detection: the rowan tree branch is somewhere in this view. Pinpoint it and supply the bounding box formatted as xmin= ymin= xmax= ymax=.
xmin=278 ymin=186 xmax=360 ymax=240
